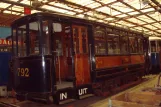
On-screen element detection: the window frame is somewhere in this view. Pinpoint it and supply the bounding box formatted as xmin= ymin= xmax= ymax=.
xmin=120 ymin=31 xmax=129 ymax=55
xmin=94 ymin=26 xmax=107 ymax=55
xmin=138 ymin=36 xmax=144 ymax=54
xmin=128 ymin=33 xmax=139 ymax=54
xmin=106 ymin=33 xmax=120 ymax=55
xmin=12 ymin=17 xmax=45 ymax=57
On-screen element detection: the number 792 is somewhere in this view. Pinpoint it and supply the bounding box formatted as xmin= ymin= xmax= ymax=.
xmin=17 ymin=68 xmax=29 ymax=77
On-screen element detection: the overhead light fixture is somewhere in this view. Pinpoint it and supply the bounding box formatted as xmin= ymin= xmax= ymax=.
xmin=142 ymin=0 xmax=149 ymax=5
xmin=32 ymin=0 xmax=42 ymax=8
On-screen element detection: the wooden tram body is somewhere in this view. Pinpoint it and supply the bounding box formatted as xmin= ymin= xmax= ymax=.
xmin=11 ymin=13 xmax=146 ymax=104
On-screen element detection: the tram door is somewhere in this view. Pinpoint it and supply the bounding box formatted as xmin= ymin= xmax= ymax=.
xmin=72 ymin=25 xmax=91 ymax=86
xmin=52 ymin=23 xmax=74 ymax=89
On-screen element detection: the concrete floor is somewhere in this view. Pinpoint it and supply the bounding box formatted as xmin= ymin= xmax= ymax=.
xmin=89 ymin=74 xmax=158 ymax=107
xmin=0 ymin=75 xmax=158 ymax=107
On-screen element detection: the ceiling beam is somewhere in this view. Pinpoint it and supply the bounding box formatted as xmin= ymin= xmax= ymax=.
xmin=58 ymin=0 xmax=160 ymax=34
xmin=1 ymin=0 xmax=161 ymax=35
xmin=0 ymin=0 xmax=63 ymax=14
xmin=117 ymin=0 xmax=161 ymax=34
xmin=101 ymin=1 xmax=160 ymax=33
xmin=1 ymin=0 xmax=23 ymax=13
xmin=132 ymin=21 xmax=161 ymax=27
xmin=118 ymin=0 xmax=161 ymax=25
xmin=114 ymin=5 xmax=158 ymax=17
xmin=75 ymin=0 xmax=118 ymax=15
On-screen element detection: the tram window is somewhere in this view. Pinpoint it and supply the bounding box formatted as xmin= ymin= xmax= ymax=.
xmin=29 ymin=22 xmax=40 ymax=55
xmin=120 ymin=35 xmax=128 ymax=54
xmin=138 ymin=38 xmax=143 ymax=53
xmin=81 ymin=28 xmax=88 ymax=53
xmin=129 ymin=37 xmax=138 ymax=53
xmin=42 ymin=21 xmax=51 ymax=55
xmin=150 ymin=41 xmax=156 ymax=52
xmin=55 ymin=39 xmax=63 ymax=56
xmin=53 ymin=23 xmax=63 ymax=56
xmin=53 ymin=23 xmax=62 ymax=32
xmin=65 ymin=26 xmax=71 ymax=57
xmin=107 ymin=34 xmax=120 ymax=54
xmin=94 ymin=29 xmax=106 ymax=55
xmin=17 ymin=26 xmax=26 ymax=57
xmin=73 ymin=28 xmax=79 ymax=53
xmin=158 ymin=41 xmax=161 ymax=52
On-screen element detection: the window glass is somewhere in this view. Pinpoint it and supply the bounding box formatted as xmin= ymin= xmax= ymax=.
xmin=53 ymin=23 xmax=63 ymax=56
xmin=107 ymin=34 xmax=120 ymax=54
xmin=158 ymin=41 xmax=161 ymax=52
xmin=65 ymin=25 xmax=71 ymax=57
xmin=150 ymin=41 xmax=156 ymax=52
xmin=81 ymin=28 xmax=88 ymax=53
xmin=94 ymin=27 xmax=106 ymax=55
xmin=17 ymin=26 xmax=26 ymax=57
xmin=138 ymin=38 xmax=143 ymax=53
xmin=106 ymin=28 xmax=112 ymax=33
xmin=42 ymin=21 xmax=51 ymax=55
xmin=129 ymin=36 xmax=138 ymax=53
xmin=55 ymin=39 xmax=63 ymax=56
xmin=73 ymin=27 xmax=79 ymax=53
xmin=29 ymin=22 xmax=40 ymax=55
xmin=120 ymin=32 xmax=128 ymax=54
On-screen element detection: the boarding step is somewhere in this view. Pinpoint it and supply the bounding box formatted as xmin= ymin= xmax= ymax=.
xmin=76 ymin=84 xmax=94 ymax=99
xmin=54 ymin=87 xmax=76 ymax=105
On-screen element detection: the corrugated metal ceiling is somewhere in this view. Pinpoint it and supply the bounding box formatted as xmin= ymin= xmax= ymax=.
xmin=0 ymin=0 xmax=161 ymax=36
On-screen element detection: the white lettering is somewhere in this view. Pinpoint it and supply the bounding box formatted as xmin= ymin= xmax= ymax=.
xmin=60 ymin=92 xmax=67 ymax=100
xmin=79 ymin=88 xmax=88 ymax=95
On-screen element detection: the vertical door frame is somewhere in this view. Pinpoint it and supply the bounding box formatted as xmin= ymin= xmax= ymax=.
xmin=49 ymin=20 xmax=57 ymax=92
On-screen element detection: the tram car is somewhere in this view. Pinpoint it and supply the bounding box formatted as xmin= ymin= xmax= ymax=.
xmin=149 ymin=36 xmax=161 ymax=74
xmin=11 ymin=13 xmax=146 ymax=104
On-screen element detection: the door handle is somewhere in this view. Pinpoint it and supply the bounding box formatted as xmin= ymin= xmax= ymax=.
xmin=89 ymin=44 xmax=92 ymax=71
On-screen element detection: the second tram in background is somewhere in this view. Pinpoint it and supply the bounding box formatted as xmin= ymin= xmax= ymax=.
xmin=11 ymin=13 xmax=147 ymax=104
xmin=149 ymin=36 xmax=161 ymax=74
xmin=0 ymin=38 xmax=12 ymax=97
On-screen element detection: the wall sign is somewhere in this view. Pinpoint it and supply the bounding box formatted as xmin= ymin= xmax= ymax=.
xmin=0 ymin=39 xmax=21 ymax=46
xmin=0 ymin=39 xmax=11 ymax=45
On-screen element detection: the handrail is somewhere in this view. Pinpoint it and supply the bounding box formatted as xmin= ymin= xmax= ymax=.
xmin=89 ymin=44 xmax=92 ymax=71
xmin=53 ymin=51 xmax=61 ymax=84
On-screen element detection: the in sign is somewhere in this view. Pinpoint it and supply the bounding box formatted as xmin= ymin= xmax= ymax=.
xmin=60 ymin=92 xmax=67 ymax=100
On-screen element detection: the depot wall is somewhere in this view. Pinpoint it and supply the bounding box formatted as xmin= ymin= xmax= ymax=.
xmin=0 ymin=27 xmax=11 ymax=38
